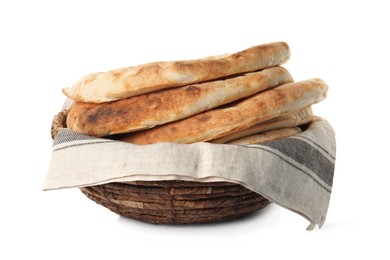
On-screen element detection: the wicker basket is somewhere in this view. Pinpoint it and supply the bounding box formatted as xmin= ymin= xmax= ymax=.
xmin=51 ymin=110 xmax=270 ymax=224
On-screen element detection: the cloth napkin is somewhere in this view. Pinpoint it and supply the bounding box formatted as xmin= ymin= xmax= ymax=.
xmin=44 ymin=118 xmax=336 ymax=229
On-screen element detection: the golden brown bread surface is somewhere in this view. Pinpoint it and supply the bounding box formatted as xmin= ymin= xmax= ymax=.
xmin=117 ymin=79 xmax=328 ymax=144
xmin=66 ymin=66 xmax=293 ymax=137
xmin=227 ymin=127 xmax=302 ymax=145
xmin=62 ymin=42 xmax=291 ymax=103
xmin=210 ymin=106 xmax=313 ymax=144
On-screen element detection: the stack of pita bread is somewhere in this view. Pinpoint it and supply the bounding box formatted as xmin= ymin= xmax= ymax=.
xmin=63 ymin=42 xmax=328 ymax=145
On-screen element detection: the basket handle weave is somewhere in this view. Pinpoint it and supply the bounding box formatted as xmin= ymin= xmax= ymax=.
xmin=51 ymin=109 xmax=68 ymax=140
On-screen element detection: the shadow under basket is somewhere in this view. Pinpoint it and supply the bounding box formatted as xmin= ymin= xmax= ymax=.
xmin=51 ymin=110 xmax=270 ymax=224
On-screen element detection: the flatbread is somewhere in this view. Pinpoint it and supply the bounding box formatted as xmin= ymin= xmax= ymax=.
xmin=67 ymin=66 xmax=293 ymax=137
xmin=210 ymin=106 xmax=312 ymax=144
xmin=118 ymin=78 xmax=328 ymax=144
xmin=62 ymin=42 xmax=290 ymax=103
xmin=227 ymin=127 xmax=302 ymax=145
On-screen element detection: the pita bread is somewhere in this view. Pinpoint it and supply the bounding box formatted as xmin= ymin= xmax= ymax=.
xmin=67 ymin=66 xmax=293 ymax=137
xmin=227 ymin=127 xmax=302 ymax=145
xmin=62 ymin=42 xmax=290 ymax=103
xmin=210 ymin=106 xmax=312 ymax=144
xmin=118 ymin=78 xmax=328 ymax=144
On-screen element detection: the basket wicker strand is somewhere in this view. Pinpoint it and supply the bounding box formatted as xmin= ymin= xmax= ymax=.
xmin=51 ymin=110 xmax=270 ymax=224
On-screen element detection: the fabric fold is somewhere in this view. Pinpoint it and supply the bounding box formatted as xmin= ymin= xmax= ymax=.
xmin=44 ymin=118 xmax=336 ymax=228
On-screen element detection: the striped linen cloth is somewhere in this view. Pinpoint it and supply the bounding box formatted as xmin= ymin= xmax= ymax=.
xmin=44 ymin=118 xmax=336 ymax=229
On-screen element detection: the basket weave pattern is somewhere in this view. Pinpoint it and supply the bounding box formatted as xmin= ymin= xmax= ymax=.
xmin=51 ymin=110 xmax=270 ymax=224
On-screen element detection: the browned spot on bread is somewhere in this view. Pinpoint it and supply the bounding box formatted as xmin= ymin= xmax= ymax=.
xmin=87 ymin=114 xmax=98 ymax=124
xmin=272 ymin=88 xmax=287 ymax=107
xmin=136 ymin=63 xmax=160 ymax=76
xmin=196 ymin=113 xmax=211 ymax=123
xmin=83 ymin=73 xmax=99 ymax=85
xmin=169 ymin=126 xmax=178 ymax=133
xmin=110 ymin=71 xmax=122 ymax=80
xmin=185 ymin=85 xmax=201 ymax=95
xmin=115 ymin=108 xmax=126 ymax=116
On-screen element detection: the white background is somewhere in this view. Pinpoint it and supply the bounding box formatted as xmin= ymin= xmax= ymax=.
xmin=1 ymin=0 xmax=389 ymax=259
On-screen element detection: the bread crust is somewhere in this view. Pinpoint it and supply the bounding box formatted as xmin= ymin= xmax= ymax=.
xmin=63 ymin=42 xmax=290 ymax=103
xmin=210 ymin=106 xmax=312 ymax=144
xmin=118 ymin=79 xmax=328 ymax=144
xmin=228 ymin=127 xmax=302 ymax=145
xmin=66 ymin=67 xmax=293 ymax=137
